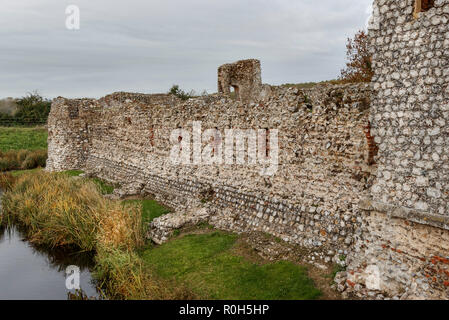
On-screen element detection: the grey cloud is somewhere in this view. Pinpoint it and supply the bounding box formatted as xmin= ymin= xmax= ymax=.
xmin=0 ymin=0 xmax=372 ymax=98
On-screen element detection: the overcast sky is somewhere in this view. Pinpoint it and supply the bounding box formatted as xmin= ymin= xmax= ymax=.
xmin=0 ymin=0 xmax=372 ymax=99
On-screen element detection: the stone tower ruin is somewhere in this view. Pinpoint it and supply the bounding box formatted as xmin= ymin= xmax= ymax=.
xmin=217 ymin=59 xmax=262 ymax=103
xmin=343 ymin=0 xmax=449 ymax=300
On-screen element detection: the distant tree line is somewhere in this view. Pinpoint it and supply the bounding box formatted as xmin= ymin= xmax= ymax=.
xmin=0 ymin=93 xmax=51 ymax=126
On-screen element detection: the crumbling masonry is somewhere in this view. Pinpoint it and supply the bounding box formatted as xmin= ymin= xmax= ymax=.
xmin=217 ymin=59 xmax=263 ymax=103
xmin=47 ymin=0 xmax=449 ymax=300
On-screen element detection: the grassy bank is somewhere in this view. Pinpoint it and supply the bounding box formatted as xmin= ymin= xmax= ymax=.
xmin=0 ymin=127 xmax=47 ymax=151
xmin=281 ymin=79 xmax=343 ymax=90
xmin=0 ymin=127 xmax=48 ymax=172
xmin=0 ymin=171 xmax=322 ymax=300
xmin=0 ymin=171 xmax=191 ymax=299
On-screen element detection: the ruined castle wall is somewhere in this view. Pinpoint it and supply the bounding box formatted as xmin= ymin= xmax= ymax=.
xmin=45 ymin=1 xmax=449 ymax=300
xmin=218 ymin=59 xmax=262 ymax=103
xmin=343 ymin=0 xmax=449 ymax=299
xmin=47 ymin=98 xmax=97 ymax=171
xmin=47 ymin=83 xmax=372 ymax=259
xmin=370 ymin=0 xmax=449 ymax=214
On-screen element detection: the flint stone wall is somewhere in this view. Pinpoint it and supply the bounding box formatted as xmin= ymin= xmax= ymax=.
xmin=370 ymin=0 xmax=449 ymax=215
xmin=218 ymin=59 xmax=263 ymax=103
xmin=342 ymin=0 xmax=449 ymax=300
xmin=47 ymin=83 xmax=373 ymax=260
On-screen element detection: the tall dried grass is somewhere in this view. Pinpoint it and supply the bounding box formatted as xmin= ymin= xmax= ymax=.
xmin=0 ymin=171 xmax=193 ymax=300
xmin=2 ymin=172 xmax=141 ymax=251
xmin=0 ymin=149 xmax=47 ymax=171
xmin=0 ymin=172 xmax=16 ymax=190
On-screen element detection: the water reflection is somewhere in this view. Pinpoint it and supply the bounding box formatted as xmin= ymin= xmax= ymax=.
xmin=0 ymin=225 xmax=101 ymax=300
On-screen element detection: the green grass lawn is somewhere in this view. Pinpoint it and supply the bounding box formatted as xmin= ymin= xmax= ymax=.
xmin=141 ymin=231 xmax=321 ymax=300
xmin=0 ymin=127 xmax=48 ymax=151
xmin=90 ymin=177 xmax=116 ymax=195
xmin=125 ymin=199 xmax=171 ymax=224
xmin=9 ymin=168 xmax=43 ymax=176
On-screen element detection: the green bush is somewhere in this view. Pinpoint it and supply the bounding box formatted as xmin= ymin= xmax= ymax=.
xmin=0 ymin=93 xmax=50 ymax=126
xmin=14 ymin=93 xmax=51 ymax=124
xmin=168 ymin=85 xmax=196 ymax=101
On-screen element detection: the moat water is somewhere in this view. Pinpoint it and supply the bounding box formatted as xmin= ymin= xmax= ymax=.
xmin=0 ymin=225 xmax=100 ymax=300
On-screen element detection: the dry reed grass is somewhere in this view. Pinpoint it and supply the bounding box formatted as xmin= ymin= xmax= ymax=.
xmin=0 ymin=171 xmax=194 ymax=300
